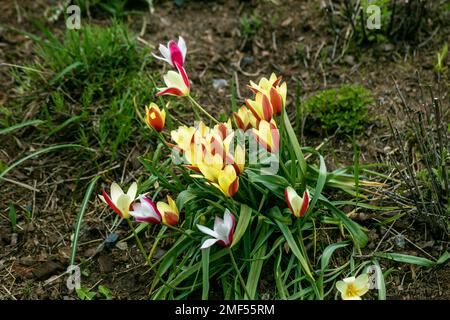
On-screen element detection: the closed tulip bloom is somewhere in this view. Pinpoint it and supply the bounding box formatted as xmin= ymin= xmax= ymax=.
xmin=152 ymin=36 xmax=187 ymax=68
xmin=156 ymin=62 xmax=190 ymax=97
xmin=129 ymin=196 xmax=162 ymax=224
xmin=157 ymin=195 xmax=179 ymax=226
xmin=145 ymin=103 xmax=166 ymax=132
xmin=217 ymin=165 xmax=239 ymax=197
xmin=252 ymin=120 xmax=280 ymax=153
xmin=245 ymin=92 xmax=273 ymax=122
xmin=197 ymin=209 xmax=236 ymax=249
xmin=233 ymin=106 xmax=252 ymax=131
xmin=336 ymin=274 xmax=370 ymax=300
xmin=285 ymin=186 xmax=309 ymax=218
xmin=99 ymin=182 xmax=137 ymax=219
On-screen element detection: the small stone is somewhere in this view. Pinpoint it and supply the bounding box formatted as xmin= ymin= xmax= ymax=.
xmin=343 ymin=55 xmax=355 ymax=65
xmin=394 ymin=234 xmax=405 ymax=248
xmin=105 ymin=233 xmax=119 ymax=249
xmin=382 ymin=43 xmax=395 ymax=52
xmin=212 ymin=79 xmax=228 ymax=91
xmin=241 ymin=56 xmax=254 ymax=67
xmin=115 ymin=242 xmax=128 ymax=251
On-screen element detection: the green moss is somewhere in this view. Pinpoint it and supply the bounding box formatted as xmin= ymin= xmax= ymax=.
xmin=304 ymin=85 xmax=373 ymax=135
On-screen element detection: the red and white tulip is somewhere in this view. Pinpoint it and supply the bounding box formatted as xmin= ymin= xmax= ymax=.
xmin=197 ymin=209 xmax=235 ymax=249
xmin=152 ymin=36 xmax=187 ymax=68
xmin=99 ymin=182 xmax=138 ymax=219
xmin=129 ymin=196 xmax=162 ymax=224
xmin=284 ymin=186 xmax=310 ymax=218
xmin=156 ymin=62 xmax=190 ymax=97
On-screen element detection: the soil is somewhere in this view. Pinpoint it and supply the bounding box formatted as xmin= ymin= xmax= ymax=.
xmin=0 ymin=0 xmax=449 ymax=300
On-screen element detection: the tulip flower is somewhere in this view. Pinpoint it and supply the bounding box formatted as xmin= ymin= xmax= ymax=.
xmin=216 ymin=165 xmax=239 ymax=197
xmin=249 ymin=73 xmax=286 ymax=115
xmin=252 ymin=120 xmax=280 ymax=153
xmin=245 ymin=92 xmax=273 ymax=122
xmin=145 ymin=103 xmax=166 ymax=132
xmin=233 ymin=106 xmax=252 ymax=131
xmin=99 ymin=182 xmax=137 ymax=219
xmin=157 ymin=195 xmax=179 ymax=226
xmin=336 ymin=274 xmax=370 ymax=300
xmin=231 ymin=144 xmax=245 ymax=176
xmin=197 ymin=209 xmax=235 ymax=249
xmin=284 ymin=186 xmax=309 ymax=218
xmin=156 ymin=62 xmax=190 ymax=97
xmin=129 ymin=196 xmax=162 ymax=224
xmin=152 ymin=36 xmax=187 ymax=68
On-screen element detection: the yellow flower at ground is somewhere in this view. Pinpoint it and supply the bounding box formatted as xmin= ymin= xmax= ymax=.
xmin=336 ymin=274 xmax=370 ymax=300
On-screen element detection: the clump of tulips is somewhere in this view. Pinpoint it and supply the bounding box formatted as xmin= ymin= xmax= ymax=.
xmin=99 ymin=35 xmax=383 ymax=300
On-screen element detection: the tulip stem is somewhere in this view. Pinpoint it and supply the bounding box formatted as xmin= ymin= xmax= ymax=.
xmin=187 ymin=95 xmax=219 ymax=124
xmin=228 ymin=248 xmax=252 ymax=299
xmin=126 ymin=219 xmax=148 ymax=261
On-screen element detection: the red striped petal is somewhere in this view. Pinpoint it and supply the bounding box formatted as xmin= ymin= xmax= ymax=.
xmin=299 ymin=191 xmax=309 ymax=217
xmin=169 ymin=40 xmax=184 ymax=67
xmin=102 ymin=190 xmax=123 ymax=218
xmin=174 ymin=61 xmax=190 ymax=89
xmin=156 ymin=87 xmax=184 ymax=96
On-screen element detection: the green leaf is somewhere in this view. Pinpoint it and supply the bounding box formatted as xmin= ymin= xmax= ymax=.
xmin=70 ymin=176 xmax=100 ymax=267
xmin=275 ymin=216 xmax=313 ymax=279
xmin=283 ymin=108 xmax=307 ymax=179
xmin=371 ymin=260 xmax=386 ymax=300
xmin=231 ymin=204 xmax=253 ymax=248
xmin=323 ymin=201 xmax=368 ymax=249
xmin=76 ymin=286 xmax=96 ymax=300
xmin=201 ymin=247 xmax=210 ymax=300
xmin=98 ymin=285 xmax=113 ymax=300
xmin=305 ymin=155 xmax=327 ymax=218
xmin=436 ymin=251 xmax=450 ymax=265
xmin=320 ymin=241 xmax=349 ymax=272
xmin=245 ymin=224 xmax=268 ymax=299
xmin=246 ymin=170 xmax=289 ymax=194
xmin=373 ymin=252 xmax=436 ymax=267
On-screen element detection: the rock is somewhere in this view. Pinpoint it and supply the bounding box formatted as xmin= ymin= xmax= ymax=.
xmin=212 ymin=79 xmax=228 ymax=91
xmin=98 ymin=255 xmax=114 ymax=273
xmin=241 ymin=56 xmax=254 ymax=67
xmin=115 ymin=241 xmax=128 ymax=251
xmin=33 ymin=260 xmax=62 ymax=280
xmin=381 ymin=43 xmax=395 ymax=52
xmin=343 ymin=55 xmax=355 ymax=65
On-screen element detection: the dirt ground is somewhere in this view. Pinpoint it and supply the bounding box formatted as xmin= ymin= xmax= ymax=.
xmin=0 ymin=0 xmax=449 ymax=299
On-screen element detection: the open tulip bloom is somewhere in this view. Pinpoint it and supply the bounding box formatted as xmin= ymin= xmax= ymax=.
xmin=152 ymin=36 xmax=187 ymax=68
xmin=197 ymin=209 xmax=235 ymax=249
xmin=156 ymin=61 xmax=190 ymax=97
xmin=336 ymin=274 xmax=370 ymax=300
xmin=99 ymin=182 xmax=137 ymax=219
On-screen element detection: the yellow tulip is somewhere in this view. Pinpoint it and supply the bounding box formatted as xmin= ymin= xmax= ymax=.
xmin=156 ymin=195 xmax=179 ymax=226
xmin=336 ymin=274 xmax=370 ymax=300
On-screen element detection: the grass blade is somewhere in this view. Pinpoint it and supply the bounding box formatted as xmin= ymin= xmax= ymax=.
xmin=70 ymin=176 xmax=100 ymax=267
xmin=0 ymin=120 xmax=44 ymax=135
xmin=0 ymin=144 xmax=86 ymax=181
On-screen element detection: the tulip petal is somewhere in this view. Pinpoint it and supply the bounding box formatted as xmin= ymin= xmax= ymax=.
xmin=197 ymin=224 xmax=220 ymax=239
xmin=200 ymin=238 xmax=220 ymax=249
xmin=156 ymin=87 xmax=184 ymax=97
xmin=178 ymin=36 xmax=187 ymax=62
xmin=101 ymin=191 xmax=123 ymax=218
xmin=110 ymin=182 xmax=124 ymax=204
xmin=127 ymin=182 xmax=137 ymax=201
